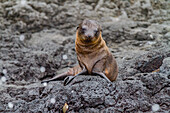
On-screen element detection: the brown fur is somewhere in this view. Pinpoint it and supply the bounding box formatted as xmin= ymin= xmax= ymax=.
xmin=42 ymin=19 xmax=118 ymax=83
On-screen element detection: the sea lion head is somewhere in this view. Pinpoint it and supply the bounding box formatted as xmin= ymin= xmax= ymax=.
xmin=77 ymin=19 xmax=102 ymax=43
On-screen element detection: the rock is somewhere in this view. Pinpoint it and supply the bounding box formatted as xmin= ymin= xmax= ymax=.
xmin=160 ymin=57 xmax=170 ymax=75
xmin=135 ymin=31 xmax=155 ymax=41
xmin=164 ymin=32 xmax=170 ymax=39
xmin=0 ymin=71 xmax=169 ymax=112
xmin=104 ymin=96 xmax=116 ymax=106
xmin=0 ymin=0 xmax=170 ymax=112
xmin=137 ymin=55 xmax=164 ymax=73
xmin=0 ymin=102 xmax=5 ymax=112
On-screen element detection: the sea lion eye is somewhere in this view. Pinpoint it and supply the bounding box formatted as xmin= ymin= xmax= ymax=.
xmin=76 ymin=26 xmax=79 ymax=30
xmin=81 ymin=28 xmax=86 ymax=33
xmin=94 ymin=30 xmax=99 ymax=36
xmin=94 ymin=30 xmax=98 ymax=33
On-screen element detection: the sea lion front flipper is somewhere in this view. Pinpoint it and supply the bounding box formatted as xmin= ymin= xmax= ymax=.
xmin=41 ymin=72 xmax=69 ymax=83
xmin=63 ymin=76 xmax=75 ymax=86
xmin=64 ymin=68 xmax=87 ymax=85
xmin=92 ymin=72 xmax=111 ymax=82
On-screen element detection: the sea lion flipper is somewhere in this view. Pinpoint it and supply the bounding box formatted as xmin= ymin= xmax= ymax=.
xmin=63 ymin=76 xmax=75 ymax=86
xmin=92 ymin=72 xmax=111 ymax=82
xmin=41 ymin=72 xmax=69 ymax=83
xmin=63 ymin=68 xmax=87 ymax=85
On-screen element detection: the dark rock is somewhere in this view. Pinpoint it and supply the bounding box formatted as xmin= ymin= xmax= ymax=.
xmin=135 ymin=31 xmax=155 ymax=41
xmin=160 ymin=57 xmax=170 ymax=75
xmin=0 ymin=102 xmax=5 ymax=112
xmin=0 ymin=0 xmax=170 ymax=112
xmin=164 ymin=32 xmax=170 ymax=39
xmin=137 ymin=55 xmax=164 ymax=73
xmin=104 ymin=95 xmax=116 ymax=106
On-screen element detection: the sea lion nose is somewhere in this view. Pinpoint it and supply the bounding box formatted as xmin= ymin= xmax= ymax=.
xmin=87 ymin=35 xmax=92 ymax=38
xmin=85 ymin=31 xmax=94 ymax=39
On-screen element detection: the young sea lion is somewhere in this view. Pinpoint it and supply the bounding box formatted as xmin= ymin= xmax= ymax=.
xmin=42 ymin=19 xmax=118 ymax=85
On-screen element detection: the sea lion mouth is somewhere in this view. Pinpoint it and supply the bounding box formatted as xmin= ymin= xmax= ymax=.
xmin=83 ymin=35 xmax=96 ymax=42
xmin=84 ymin=38 xmax=93 ymax=42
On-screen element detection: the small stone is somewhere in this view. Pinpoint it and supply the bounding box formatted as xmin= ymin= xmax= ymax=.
xmin=43 ymin=82 xmax=47 ymax=86
xmin=62 ymin=55 xmax=68 ymax=60
xmin=160 ymin=57 xmax=170 ymax=75
xmin=105 ymin=96 xmax=116 ymax=106
xmin=40 ymin=67 xmax=46 ymax=73
xmin=8 ymin=102 xmax=14 ymax=109
xmin=152 ymin=104 xmax=160 ymax=112
xmin=50 ymin=98 xmax=56 ymax=104
xmin=150 ymin=34 xmax=153 ymax=39
xmin=146 ymin=41 xmax=156 ymax=45
xmin=19 ymin=35 xmax=25 ymax=41
xmin=2 ymin=69 xmax=7 ymax=75
xmin=164 ymin=32 xmax=170 ymax=39
xmin=111 ymin=17 xmax=119 ymax=22
xmin=20 ymin=0 xmax=27 ymax=6
xmin=1 ymin=76 xmax=7 ymax=82
xmin=115 ymin=18 xmax=119 ymax=21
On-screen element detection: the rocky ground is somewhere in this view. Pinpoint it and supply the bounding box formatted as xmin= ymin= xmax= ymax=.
xmin=0 ymin=0 xmax=170 ymax=112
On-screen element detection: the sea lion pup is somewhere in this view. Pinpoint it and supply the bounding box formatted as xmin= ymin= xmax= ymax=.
xmin=42 ymin=19 xmax=118 ymax=85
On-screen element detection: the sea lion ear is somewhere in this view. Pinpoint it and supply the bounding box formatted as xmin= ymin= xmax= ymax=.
xmin=98 ymin=24 xmax=102 ymax=32
xmin=99 ymin=27 xmax=102 ymax=32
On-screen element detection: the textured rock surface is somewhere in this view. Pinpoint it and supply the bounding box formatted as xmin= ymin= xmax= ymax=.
xmin=0 ymin=0 xmax=170 ymax=112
